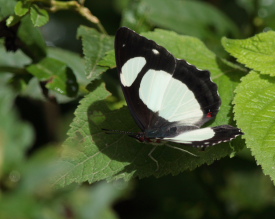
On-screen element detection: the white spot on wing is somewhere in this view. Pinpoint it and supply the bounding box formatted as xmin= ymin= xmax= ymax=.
xmin=152 ymin=49 xmax=159 ymax=55
xmin=120 ymin=57 xmax=146 ymax=87
xmin=164 ymin=127 xmax=215 ymax=144
xmin=139 ymin=69 xmax=203 ymax=123
xmin=139 ymin=69 xmax=172 ymax=112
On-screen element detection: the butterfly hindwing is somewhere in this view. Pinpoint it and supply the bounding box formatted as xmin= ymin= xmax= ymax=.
xmin=163 ymin=125 xmax=242 ymax=147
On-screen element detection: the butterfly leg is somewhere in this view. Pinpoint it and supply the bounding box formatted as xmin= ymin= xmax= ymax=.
xmin=166 ymin=144 xmax=198 ymax=157
xmin=148 ymin=146 xmax=159 ymax=171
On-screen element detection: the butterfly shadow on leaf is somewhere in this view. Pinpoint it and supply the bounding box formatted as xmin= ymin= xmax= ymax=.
xmin=86 ymin=99 xmax=236 ymax=179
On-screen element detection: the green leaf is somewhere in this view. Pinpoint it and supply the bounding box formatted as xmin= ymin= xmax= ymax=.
xmin=222 ymin=31 xmax=275 ymax=76
xmin=15 ymin=0 xmax=31 ymax=16
xmin=30 ymin=4 xmax=49 ymax=27
xmin=6 ymin=15 xmax=21 ymax=27
xmin=138 ymin=0 xmax=238 ymax=38
xmin=54 ymin=30 xmax=244 ymax=186
xmin=120 ymin=0 xmax=152 ymax=33
xmin=234 ymin=71 xmax=275 ymax=184
xmin=18 ymin=15 xmax=47 ymax=61
xmin=77 ymin=26 xmax=114 ymax=80
xmin=0 ymin=43 xmax=31 ymax=68
xmin=26 ymin=57 xmax=78 ymax=97
xmin=18 ymin=48 xmax=87 ymax=102
xmin=0 ymin=42 xmax=32 ymax=93
xmin=98 ymin=50 xmax=116 ymax=69
xmin=48 ymin=47 xmax=89 ymax=93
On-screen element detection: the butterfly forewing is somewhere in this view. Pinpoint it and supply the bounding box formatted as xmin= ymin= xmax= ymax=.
xmin=115 ymin=27 xmax=176 ymax=130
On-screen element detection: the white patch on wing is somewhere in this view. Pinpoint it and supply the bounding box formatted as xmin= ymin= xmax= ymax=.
xmin=152 ymin=49 xmax=159 ymax=55
xmin=139 ymin=69 xmax=172 ymax=112
xmin=164 ymin=127 xmax=215 ymax=144
xmin=139 ymin=69 xmax=203 ymax=124
xmin=120 ymin=57 xmax=146 ymax=87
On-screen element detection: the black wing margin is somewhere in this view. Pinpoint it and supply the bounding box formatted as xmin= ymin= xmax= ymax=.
xmin=172 ymin=59 xmax=221 ymax=127
xmin=192 ymin=125 xmax=244 ymax=147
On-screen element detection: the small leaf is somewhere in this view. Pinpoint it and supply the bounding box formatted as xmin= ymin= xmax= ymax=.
xmin=48 ymin=47 xmax=88 ymax=91
xmin=26 ymin=57 xmax=78 ymax=97
xmin=6 ymin=15 xmax=21 ymax=27
xmin=15 ymin=0 xmax=31 ymax=16
xmin=18 ymin=15 xmax=47 ymax=61
xmin=77 ymin=26 xmax=114 ymax=80
xmin=234 ymin=71 xmax=275 ymax=184
xmin=30 ymin=4 xmax=49 ymax=27
xmin=222 ymin=31 xmax=275 ymax=76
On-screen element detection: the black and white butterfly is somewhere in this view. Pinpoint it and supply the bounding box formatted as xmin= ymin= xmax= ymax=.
xmin=104 ymin=27 xmax=243 ymax=165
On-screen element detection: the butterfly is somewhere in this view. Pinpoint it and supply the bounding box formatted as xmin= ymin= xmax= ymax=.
xmin=104 ymin=27 xmax=243 ymax=168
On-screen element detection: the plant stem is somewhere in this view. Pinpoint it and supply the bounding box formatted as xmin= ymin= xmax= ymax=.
xmin=0 ymin=67 xmax=27 ymax=75
xmin=30 ymin=0 xmax=107 ymax=34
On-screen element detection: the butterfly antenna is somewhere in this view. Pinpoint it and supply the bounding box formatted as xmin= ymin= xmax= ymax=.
xmin=102 ymin=128 xmax=138 ymax=135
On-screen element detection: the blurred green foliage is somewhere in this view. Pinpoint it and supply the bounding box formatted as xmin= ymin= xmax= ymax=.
xmin=1 ymin=0 xmax=275 ymax=218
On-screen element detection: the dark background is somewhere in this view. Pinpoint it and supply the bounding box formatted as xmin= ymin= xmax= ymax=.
xmin=3 ymin=0 xmax=275 ymax=218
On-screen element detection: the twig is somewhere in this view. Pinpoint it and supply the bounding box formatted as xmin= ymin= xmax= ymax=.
xmin=30 ymin=0 xmax=107 ymax=34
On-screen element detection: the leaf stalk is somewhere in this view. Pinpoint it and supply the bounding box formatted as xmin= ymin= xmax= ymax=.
xmin=29 ymin=0 xmax=107 ymax=34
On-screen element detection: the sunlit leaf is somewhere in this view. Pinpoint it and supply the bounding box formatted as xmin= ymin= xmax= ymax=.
xmin=26 ymin=57 xmax=78 ymax=97
xmin=222 ymin=31 xmax=275 ymax=76
xmin=234 ymin=71 xmax=275 ymax=184
xmin=30 ymin=4 xmax=49 ymax=27
xmin=15 ymin=0 xmax=31 ymax=16
xmin=77 ymin=26 xmax=114 ymax=80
